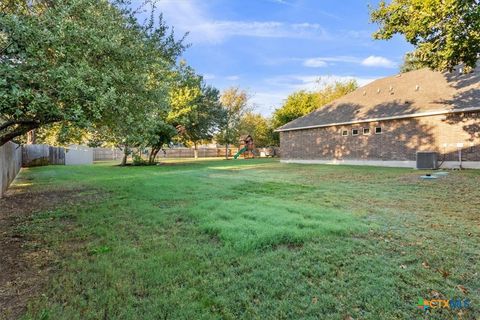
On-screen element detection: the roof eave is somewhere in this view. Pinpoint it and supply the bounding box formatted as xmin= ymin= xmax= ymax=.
xmin=275 ymin=107 xmax=480 ymax=132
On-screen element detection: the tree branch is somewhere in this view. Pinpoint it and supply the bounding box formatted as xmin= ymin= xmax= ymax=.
xmin=0 ymin=41 xmax=14 ymax=55
xmin=0 ymin=123 xmax=40 ymax=146
xmin=0 ymin=118 xmax=60 ymax=146
xmin=0 ymin=119 xmax=40 ymax=132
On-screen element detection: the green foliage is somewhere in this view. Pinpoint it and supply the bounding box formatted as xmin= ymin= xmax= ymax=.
xmin=399 ymin=51 xmax=427 ymax=73
xmin=144 ymin=120 xmax=177 ymax=163
xmin=0 ymin=0 xmax=50 ymax=15
xmin=0 ymin=0 xmax=184 ymax=146
xmin=13 ymin=160 xmax=480 ymax=319
xmin=272 ymin=91 xmax=317 ymax=129
xmin=272 ymin=79 xmax=358 ymax=129
xmin=132 ymin=153 xmax=149 ymax=166
xmin=167 ymin=62 xmax=223 ymax=154
xmin=32 ymin=122 xmax=91 ymax=146
xmin=371 ymin=0 xmax=480 ymax=71
xmin=238 ymin=112 xmax=276 ymax=147
xmin=216 ymin=87 xmax=250 ymax=156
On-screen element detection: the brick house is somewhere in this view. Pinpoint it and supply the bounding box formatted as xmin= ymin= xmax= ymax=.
xmin=277 ymin=67 xmax=480 ymax=168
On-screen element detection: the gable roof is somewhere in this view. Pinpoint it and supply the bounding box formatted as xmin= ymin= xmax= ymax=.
xmin=276 ymin=66 xmax=480 ymax=132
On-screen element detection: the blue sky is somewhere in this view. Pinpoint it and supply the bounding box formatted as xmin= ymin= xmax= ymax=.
xmin=148 ymin=0 xmax=413 ymax=115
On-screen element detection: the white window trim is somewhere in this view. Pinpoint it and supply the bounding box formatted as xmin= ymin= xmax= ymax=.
xmin=352 ymin=129 xmax=359 ymax=136
xmin=363 ymin=128 xmax=371 ymax=135
xmin=375 ymin=127 xmax=382 ymax=134
xmin=341 ymin=130 xmax=348 ymax=136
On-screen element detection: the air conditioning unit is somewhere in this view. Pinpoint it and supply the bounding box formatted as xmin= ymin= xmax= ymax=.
xmin=416 ymin=151 xmax=438 ymax=169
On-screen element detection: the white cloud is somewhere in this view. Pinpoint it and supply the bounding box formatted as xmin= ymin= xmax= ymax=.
xmin=303 ymin=58 xmax=328 ymax=68
xmin=249 ymin=74 xmax=379 ymax=115
xmin=226 ymin=75 xmax=240 ymax=81
xmin=214 ymin=74 xmax=379 ymax=116
xmin=250 ymin=92 xmax=287 ymax=115
xmin=302 ymin=56 xmax=361 ymax=68
xmin=361 ymin=55 xmax=396 ymax=68
xmin=268 ymin=0 xmax=295 ymax=6
xmin=345 ymin=30 xmax=372 ymax=39
xmin=301 ymin=55 xmax=397 ymax=69
xmin=156 ymin=1 xmax=328 ymax=44
xmin=205 ymin=21 xmax=327 ymax=40
xmin=270 ymin=74 xmax=377 ymax=91
xmin=202 ymin=73 xmax=216 ymax=80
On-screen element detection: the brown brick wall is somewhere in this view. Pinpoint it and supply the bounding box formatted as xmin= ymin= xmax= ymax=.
xmin=280 ymin=111 xmax=480 ymax=162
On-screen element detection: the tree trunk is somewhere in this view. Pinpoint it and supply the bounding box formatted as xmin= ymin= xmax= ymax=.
xmin=121 ymin=146 xmax=129 ymax=166
xmin=224 ymin=122 xmax=229 ymax=160
xmin=149 ymin=148 xmax=160 ymax=164
xmin=194 ymin=142 xmax=198 ymax=159
xmin=27 ymin=130 xmax=36 ymax=144
xmin=149 ymin=149 xmax=154 ymax=164
xmin=0 ymin=123 xmax=39 ymax=147
xmin=153 ymin=149 xmax=160 ymax=162
xmin=0 ymin=118 xmax=58 ymax=147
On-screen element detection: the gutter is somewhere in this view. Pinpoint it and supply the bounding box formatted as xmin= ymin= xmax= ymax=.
xmin=275 ymin=107 xmax=480 ymax=132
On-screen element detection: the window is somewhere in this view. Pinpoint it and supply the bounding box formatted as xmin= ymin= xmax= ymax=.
xmin=352 ymin=129 xmax=359 ymax=136
xmin=341 ymin=130 xmax=348 ymax=136
xmin=363 ymin=128 xmax=371 ymax=135
xmin=375 ymin=127 xmax=382 ymax=134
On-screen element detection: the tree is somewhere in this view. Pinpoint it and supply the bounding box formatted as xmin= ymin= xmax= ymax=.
xmin=272 ymin=79 xmax=358 ymax=129
xmin=167 ymin=63 xmax=223 ymax=159
xmin=399 ymin=52 xmax=427 ymax=73
xmin=0 ymin=0 xmax=185 ymax=147
xmin=238 ymin=112 xmax=276 ymax=147
xmin=0 ymin=0 xmax=49 ymax=15
xmin=34 ymin=123 xmax=91 ymax=146
xmin=370 ymin=0 xmax=480 ymax=72
xmin=217 ymin=88 xmax=250 ymax=159
xmin=144 ymin=120 xmax=177 ymax=164
xmin=272 ymin=91 xmax=317 ymax=129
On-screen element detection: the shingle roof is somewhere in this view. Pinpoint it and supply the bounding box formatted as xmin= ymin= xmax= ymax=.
xmin=277 ymin=66 xmax=480 ymax=132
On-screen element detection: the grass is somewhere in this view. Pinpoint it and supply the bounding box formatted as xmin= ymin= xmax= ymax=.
xmin=7 ymin=159 xmax=479 ymax=319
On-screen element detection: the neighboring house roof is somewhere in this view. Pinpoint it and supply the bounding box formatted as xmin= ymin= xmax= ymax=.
xmin=277 ymin=66 xmax=480 ymax=132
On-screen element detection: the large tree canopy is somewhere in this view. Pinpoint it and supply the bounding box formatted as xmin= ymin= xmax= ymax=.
xmin=0 ymin=0 xmax=184 ymax=146
xmin=238 ymin=112 xmax=276 ymax=148
xmin=272 ymin=79 xmax=358 ymax=130
xmin=217 ymin=87 xmax=250 ymax=159
xmin=370 ymin=0 xmax=480 ymax=71
xmin=399 ymin=52 xmax=427 ymax=73
xmin=167 ymin=63 xmax=223 ymax=158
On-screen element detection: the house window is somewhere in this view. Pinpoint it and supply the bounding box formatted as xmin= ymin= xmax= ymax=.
xmin=352 ymin=129 xmax=359 ymax=136
xmin=341 ymin=130 xmax=348 ymax=136
xmin=363 ymin=128 xmax=371 ymax=135
xmin=375 ymin=127 xmax=382 ymax=134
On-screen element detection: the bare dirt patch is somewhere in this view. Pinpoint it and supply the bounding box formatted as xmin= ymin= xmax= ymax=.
xmin=0 ymin=186 xmax=100 ymax=320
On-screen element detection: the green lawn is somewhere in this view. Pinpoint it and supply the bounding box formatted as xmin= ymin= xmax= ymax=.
xmin=7 ymin=159 xmax=480 ymax=319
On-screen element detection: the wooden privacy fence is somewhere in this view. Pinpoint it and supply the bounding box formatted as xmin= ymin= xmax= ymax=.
xmin=93 ymin=147 xmax=242 ymax=161
xmin=93 ymin=148 xmax=122 ymax=161
xmin=49 ymin=146 xmax=65 ymax=165
xmin=1 ymin=143 xmax=93 ymax=197
xmin=22 ymin=144 xmax=65 ymax=167
xmin=23 ymin=144 xmax=92 ymax=166
xmin=0 ymin=142 xmax=22 ymax=198
xmin=158 ymin=148 xmax=239 ymax=158
xmin=93 ymin=147 xmax=280 ymax=161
